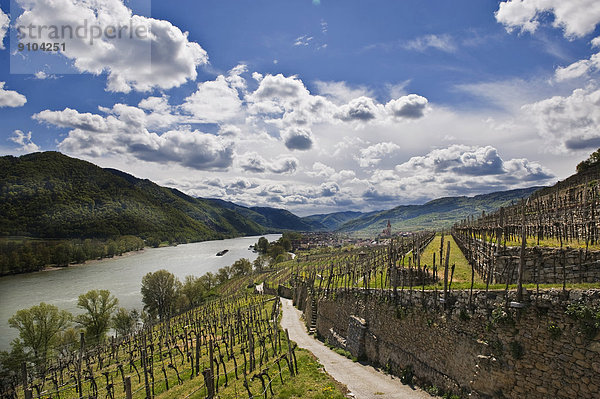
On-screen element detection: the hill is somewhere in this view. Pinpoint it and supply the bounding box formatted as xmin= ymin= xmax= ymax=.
xmin=0 ymin=152 xmax=548 ymax=243
xmin=205 ymin=199 xmax=320 ymax=231
xmin=0 ymin=152 xmax=266 ymax=242
xmin=301 ymin=211 xmax=366 ymax=230
xmin=336 ymin=187 xmax=543 ymax=236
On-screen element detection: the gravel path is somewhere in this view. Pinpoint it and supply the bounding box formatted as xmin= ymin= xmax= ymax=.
xmin=280 ymin=298 xmax=431 ymax=399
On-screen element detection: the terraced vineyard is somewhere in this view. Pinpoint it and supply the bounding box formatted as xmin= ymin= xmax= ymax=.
xmin=250 ymin=232 xmax=451 ymax=293
xmin=6 ymin=293 xmax=346 ymax=399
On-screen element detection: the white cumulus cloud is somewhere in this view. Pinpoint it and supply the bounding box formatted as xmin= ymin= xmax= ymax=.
xmin=34 ymin=105 xmax=234 ymax=170
xmin=9 ymin=130 xmax=40 ymax=153
xmin=495 ymin=0 xmax=600 ymax=38
xmin=360 ymin=144 xmax=557 ymax=204
xmin=385 ymin=94 xmax=429 ymax=119
xmin=522 ymin=87 xmax=600 ymax=152
xmin=0 ymin=82 xmax=27 ymax=108
xmin=357 ymin=142 xmax=401 ymax=167
xmin=0 ymin=7 xmax=9 ymax=50
xmin=182 ymin=75 xmax=243 ymax=123
xmin=281 ymin=126 xmax=314 ymax=151
xmin=335 ymin=96 xmax=381 ymax=122
xmin=14 ymin=0 xmax=207 ymax=92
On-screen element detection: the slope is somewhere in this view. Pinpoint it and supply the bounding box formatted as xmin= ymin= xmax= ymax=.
xmin=301 ymin=211 xmax=367 ymax=230
xmin=0 ymin=152 xmax=265 ymax=241
xmin=205 ymin=199 xmax=321 ymax=231
xmin=337 ymin=187 xmax=542 ymax=236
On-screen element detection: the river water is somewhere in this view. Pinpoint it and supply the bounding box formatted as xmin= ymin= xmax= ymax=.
xmin=0 ymin=234 xmax=280 ymax=351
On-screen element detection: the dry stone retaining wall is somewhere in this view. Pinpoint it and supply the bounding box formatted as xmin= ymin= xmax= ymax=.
xmin=453 ymin=232 xmax=600 ymax=285
xmin=299 ymin=287 xmax=600 ymax=398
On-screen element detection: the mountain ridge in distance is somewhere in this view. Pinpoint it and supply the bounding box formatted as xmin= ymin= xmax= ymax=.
xmin=0 ymin=151 xmax=546 ymax=241
xmin=333 ymin=187 xmax=543 ymax=236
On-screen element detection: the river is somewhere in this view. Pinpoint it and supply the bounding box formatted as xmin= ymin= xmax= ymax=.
xmin=0 ymin=234 xmax=280 ymax=351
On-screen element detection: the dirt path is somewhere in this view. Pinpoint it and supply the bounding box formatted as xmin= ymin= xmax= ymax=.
xmin=280 ymin=298 xmax=430 ymax=399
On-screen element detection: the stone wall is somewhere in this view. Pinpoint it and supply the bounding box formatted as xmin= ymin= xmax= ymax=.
xmin=278 ymin=284 xmax=294 ymax=299
xmin=495 ymin=247 xmax=600 ymax=284
xmin=453 ymin=232 xmax=600 ymax=284
xmin=294 ymin=283 xmax=308 ymax=310
xmin=305 ymin=287 xmax=600 ymax=398
xmin=262 ymin=285 xmax=278 ymax=296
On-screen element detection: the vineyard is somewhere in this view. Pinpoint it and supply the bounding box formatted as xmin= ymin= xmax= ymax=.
xmin=4 ymin=294 xmax=304 ymax=399
xmin=452 ymin=164 xmax=600 ymax=289
xmin=453 ymin=165 xmax=600 ymax=250
xmin=260 ymin=232 xmax=441 ymax=293
xmin=10 ymin=164 xmax=600 ymax=399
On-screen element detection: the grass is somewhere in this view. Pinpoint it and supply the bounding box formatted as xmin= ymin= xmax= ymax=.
xmin=480 ymin=233 xmax=600 ymax=250
xmin=160 ymin=348 xmax=348 ymax=399
xmin=419 ymin=234 xmax=481 ymax=284
xmin=420 ymin=281 xmax=600 ymax=291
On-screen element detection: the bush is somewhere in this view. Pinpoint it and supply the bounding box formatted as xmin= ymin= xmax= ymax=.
xmin=566 ymin=301 xmax=600 ymax=339
xmin=576 ymin=148 xmax=600 ymax=173
xmin=491 ymin=307 xmax=514 ymax=326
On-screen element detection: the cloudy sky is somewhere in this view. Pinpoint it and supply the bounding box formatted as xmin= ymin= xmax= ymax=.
xmin=1 ymin=0 xmax=600 ymax=215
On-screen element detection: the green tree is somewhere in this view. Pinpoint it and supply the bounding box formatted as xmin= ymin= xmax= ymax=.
xmin=52 ymin=242 xmax=72 ymax=266
xmin=111 ymin=308 xmax=138 ymax=338
xmin=231 ymin=258 xmax=252 ymax=276
xmin=275 ymin=253 xmax=289 ymax=263
xmin=268 ymin=244 xmax=285 ymax=259
xmin=199 ymin=272 xmax=216 ymax=291
xmin=146 ymin=237 xmax=161 ymax=248
xmin=75 ymin=290 xmax=118 ymax=345
xmin=577 ymin=148 xmax=600 ymax=173
xmin=8 ymin=303 xmax=72 ymax=368
xmin=253 ymin=255 xmax=269 ymax=272
xmin=56 ymin=328 xmax=80 ymax=357
xmin=0 ymin=339 xmax=29 ymax=385
xmin=216 ymin=266 xmax=231 ymax=285
xmin=278 ymin=236 xmax=292 ymax=252
xmin=141 ymin=270 xmax=181 ymax=320
xmin=256 ymin=237 xmax=269 ymax=254
xmin=180 ymin=276 xmax=206 ymax=310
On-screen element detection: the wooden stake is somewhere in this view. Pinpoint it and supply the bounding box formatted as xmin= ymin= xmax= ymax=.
xmin=443 ymin=243 xmax=450 ymax=306
xmin=285 ymin=329 xmax=295 ymax=376
xmin=124 ymin=376 xmax=132 ymax=399
xmin=517 ymin=200 xmax=527 ymax=302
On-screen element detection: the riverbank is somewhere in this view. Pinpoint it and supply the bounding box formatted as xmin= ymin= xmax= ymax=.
xmin=0 ymin=234 xmax=281 ymax=350
xmin=41 ymin=247 xmax=146 ymax=273
xmin=0 ymin=233 xmax=276 ymax=278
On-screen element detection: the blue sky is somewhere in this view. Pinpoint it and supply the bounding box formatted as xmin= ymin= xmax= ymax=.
xmin=1 ymin=0 xmax=600 ymax=215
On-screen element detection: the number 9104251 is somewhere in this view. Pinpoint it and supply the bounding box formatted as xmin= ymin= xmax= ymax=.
xmin=17 ymin=42 xmax=66 ymax=52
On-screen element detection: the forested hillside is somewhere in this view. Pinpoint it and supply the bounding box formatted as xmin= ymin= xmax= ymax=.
xmin=0 ymin=152 xmax=272 ymax=274
xmin=0 ymin=152 xmax=266 ymax=241
xmin=205 ymin=199 xmax=320 ymax=231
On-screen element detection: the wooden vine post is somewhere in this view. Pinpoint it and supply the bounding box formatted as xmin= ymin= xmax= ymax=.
xmin=517 ymin=200 xmax=527 ymax=302
xmin=285 ymin=329 xmax=295 ymax=376
xmin=77 ymin=332 xmax=85 ymax=398
xmin=124 ymin=376 xmax=132 ymax=399
xmin=443 ymin=243 xmax=450 ymax=309
xmin=141 ymin=348 xmax=151 ymax=399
